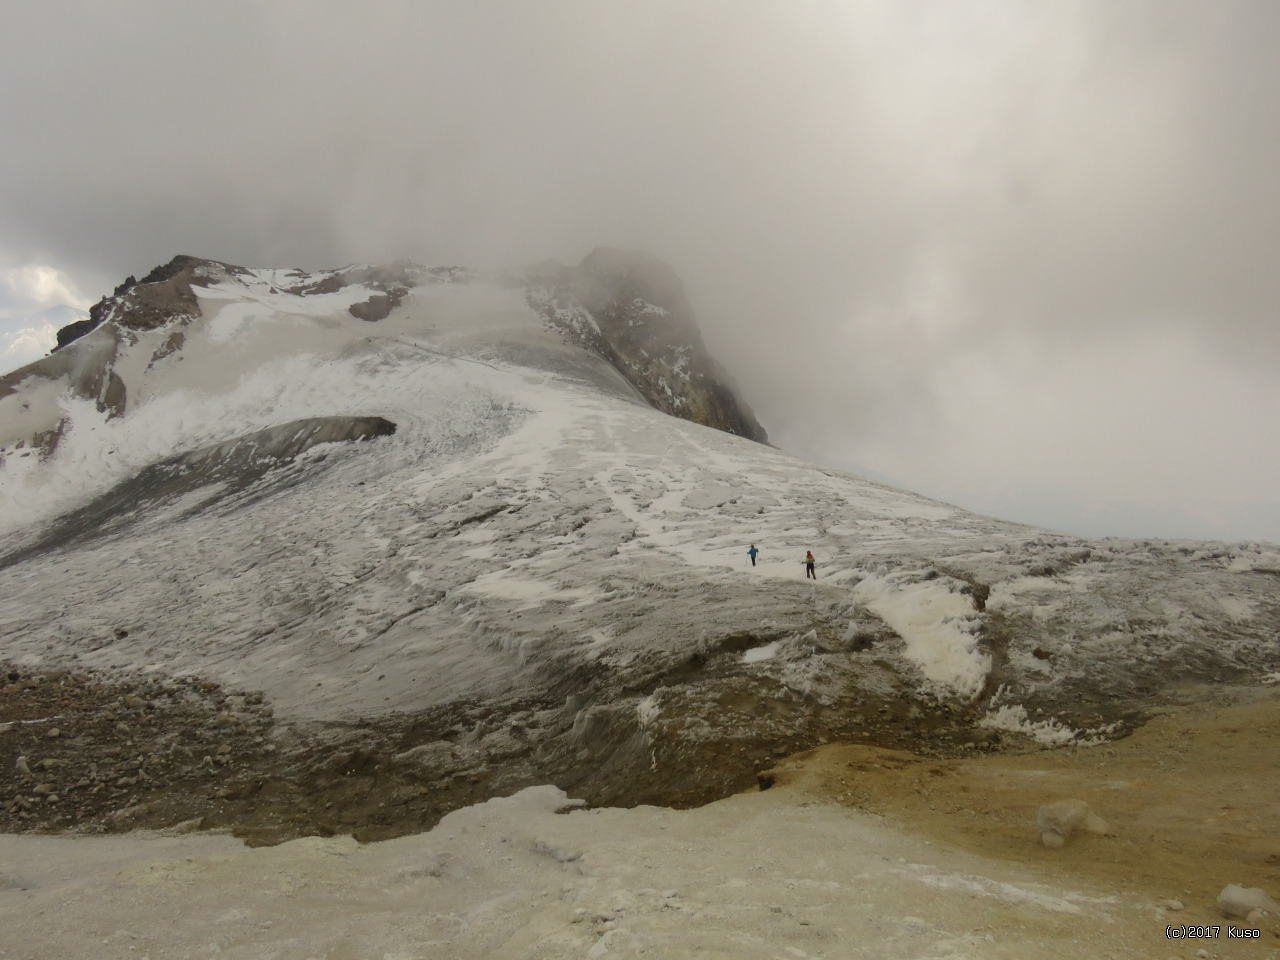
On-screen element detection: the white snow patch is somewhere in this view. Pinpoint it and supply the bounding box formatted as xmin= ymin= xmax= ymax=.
xmin=636 ymin=694 xmax=660 ymax=728
xmin=913 ymin=869 xmax=1112 ymax=914
xmin=194 ymin=279 xmax=374 ymax=343
xmin=852 ymin=574 xmax=989 ymax=698
xmin=979 ymin=704 xmax=1080 ymax=746
xmin=742 ymin=641 xmax=782 ymax=664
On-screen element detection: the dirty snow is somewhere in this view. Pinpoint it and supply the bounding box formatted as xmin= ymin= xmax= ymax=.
xmin=0 ymin=782 xmax=1169 ymax=960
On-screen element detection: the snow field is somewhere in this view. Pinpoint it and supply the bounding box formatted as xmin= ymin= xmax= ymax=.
xmin=0 ymin=282 xmax=540 ymax=536
xmin=0 ymin=783 xmax=1161 ymax=960
xmin=2 ymin=266 xmax=1277 ymax=735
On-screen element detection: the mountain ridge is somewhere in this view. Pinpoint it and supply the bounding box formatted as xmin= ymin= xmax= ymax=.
xmin=0 ymin=250 xmax=1276 ymax=846
xmin=26 ymin=248 xmax=766 ymax=453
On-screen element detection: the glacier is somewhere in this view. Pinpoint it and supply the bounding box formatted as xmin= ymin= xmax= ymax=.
xmin=0 ymin=252 xmax=1277 ymax=844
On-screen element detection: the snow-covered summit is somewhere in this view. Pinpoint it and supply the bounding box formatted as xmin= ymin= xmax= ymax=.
xmin=0 ymin=252 xmax=1277 ymax=841
xmin=2 ymin=249 xmax=763 ymax=464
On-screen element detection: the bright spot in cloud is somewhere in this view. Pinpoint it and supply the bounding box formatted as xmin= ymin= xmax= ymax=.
xmin=0 ymin=263 xmax=90 ymax=374
xmin=1 ymin=321 xmax=58 ymax=369
xmin=2 ymin=264 xmax=90 ymax=311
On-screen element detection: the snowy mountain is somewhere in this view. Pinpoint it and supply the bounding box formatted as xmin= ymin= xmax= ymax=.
xmin=0 ymin=251 xmax=1277 ymax=845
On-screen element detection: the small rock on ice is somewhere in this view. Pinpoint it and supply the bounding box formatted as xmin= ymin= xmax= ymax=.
xmin=1216 ymin=884 xmax=1278 ymax=918
xmin=1035 ymin=799 xmax=1109 ymax=848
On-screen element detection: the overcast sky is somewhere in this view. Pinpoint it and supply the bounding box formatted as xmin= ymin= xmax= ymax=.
xmin=2 ymin=1 xmax=1277 ymax=543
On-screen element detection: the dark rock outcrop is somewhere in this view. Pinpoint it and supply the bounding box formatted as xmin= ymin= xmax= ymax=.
xmin=55 ymin=255 xmax=239 ymax=350
xmin=348 ymin=293 xmax=398 ymax=322
xmin=526 ymin=248 xmax=768 ymax=443
xmin=150 ymin=415 xmax=397 ymax=487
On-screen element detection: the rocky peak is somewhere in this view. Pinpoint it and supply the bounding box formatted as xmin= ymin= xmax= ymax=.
xmin=526 ymin=248 xmax=768 ymax=444
xmin=55 ymin=254 xmax=238 ymax=350
xmin=45 ymin=249 xmax=767 ymax=445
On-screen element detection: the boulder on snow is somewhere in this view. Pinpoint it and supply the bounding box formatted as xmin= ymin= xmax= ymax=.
xmin=1035 ymin=799 xmax=1110 ymax=848
xmin=1216 ymin=884 xmax=1278 ymax=918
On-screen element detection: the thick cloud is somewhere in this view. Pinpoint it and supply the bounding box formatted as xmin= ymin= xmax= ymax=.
xmin=2 ymin=1 xmax=1277 ymax=540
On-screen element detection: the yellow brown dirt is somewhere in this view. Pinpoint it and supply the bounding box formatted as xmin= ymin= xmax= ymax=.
xmin=769 ymin=684 xmax=1280 ymax=937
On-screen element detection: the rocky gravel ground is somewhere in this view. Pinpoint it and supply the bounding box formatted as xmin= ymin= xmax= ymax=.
xmin=0 ymin=664 xmax=276 ymax=836
xmin=5 ymin=682 xmax=1276 ymax=960
xmin=1 ymin=659 xmax=1151 ymax=849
